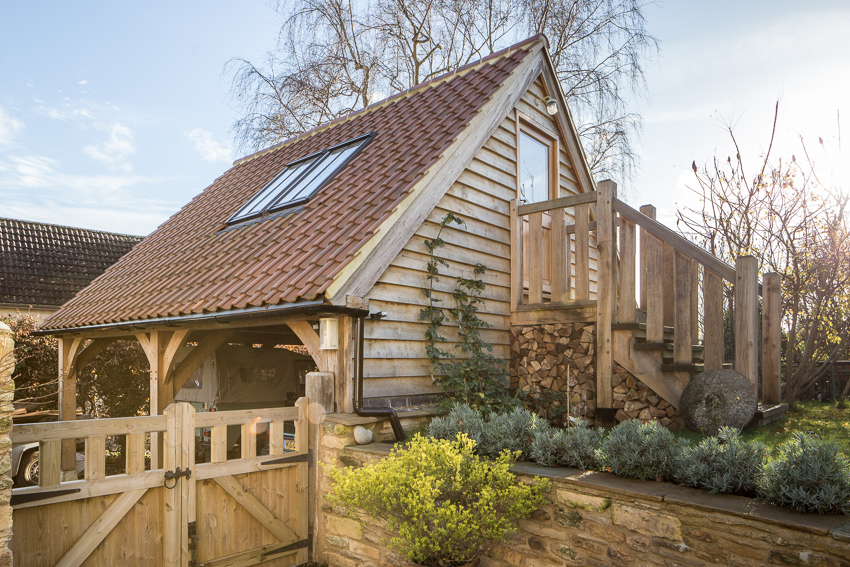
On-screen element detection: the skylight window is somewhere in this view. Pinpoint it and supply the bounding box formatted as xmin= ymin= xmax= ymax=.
xmin=227 ymin=133 xmax=372 ymax=225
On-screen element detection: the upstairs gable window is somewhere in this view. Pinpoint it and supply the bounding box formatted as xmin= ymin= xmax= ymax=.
xmin=227 ymin=133 xmax=373 ymax=225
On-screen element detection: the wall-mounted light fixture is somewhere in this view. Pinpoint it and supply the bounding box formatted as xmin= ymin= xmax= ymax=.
xmin=319 ymin=317 xmax=339 ymax=350
xmin=543 ymin=96 xmax=558 ymax=115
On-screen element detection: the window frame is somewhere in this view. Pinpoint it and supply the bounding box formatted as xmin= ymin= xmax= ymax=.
xmin=226 ymin=132 xmax=375 ymax=227
xmin=515 ymin=112 xmax=560 ymax=204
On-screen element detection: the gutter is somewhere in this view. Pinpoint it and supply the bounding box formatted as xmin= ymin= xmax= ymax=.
xmin=34 ymin=300 xmax=369 ymax=336
xmin=353 ymin=314 xmax=406 ymax=442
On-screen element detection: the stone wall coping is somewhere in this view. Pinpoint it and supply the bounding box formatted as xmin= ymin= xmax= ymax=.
xmin=342 ymin=444 xmax=850 ymax=540
xmin=323 ymin=407 xmax=440 ymax=426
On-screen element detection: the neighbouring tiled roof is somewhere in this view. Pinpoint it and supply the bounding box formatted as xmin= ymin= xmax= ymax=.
xmin=43 ymin=37 xmax=540 ymax=331
xmin=0 ymin=218 xmax=142 ymax=308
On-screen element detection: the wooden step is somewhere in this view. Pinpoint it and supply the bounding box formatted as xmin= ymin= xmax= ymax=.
xmin=661 ymin=363 xmax=704 ymax=373
xmin=634 ymin=342 xmax=704 ymax=354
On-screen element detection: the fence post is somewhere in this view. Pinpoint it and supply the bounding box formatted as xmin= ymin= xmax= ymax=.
xmin=306 ymin=371 xmax=334 ymax=563
xmin=639 ymin=205 xmax=656 ymax=310
xmin=762 ymin=272 xmax=782 ymax=403
xmin=164 ymin=402 xmax=194 ymax=567
xmin=734 ymin=256 xmax=759 ymax=395
xmin=596 ymin=180 xmax=616 ymax=425
xmin=0 ymin=323 xmax=14 ymax=565
xmin=294 ymin=397 xmax=310 ymax=565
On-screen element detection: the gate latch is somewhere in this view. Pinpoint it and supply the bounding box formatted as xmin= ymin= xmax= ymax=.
xmin=164 ymin=467 xmax=192 ymax=489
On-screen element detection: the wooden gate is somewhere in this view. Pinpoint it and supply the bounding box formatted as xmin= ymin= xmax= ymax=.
xmin=10 ymin=399 xmax=309 ymax=567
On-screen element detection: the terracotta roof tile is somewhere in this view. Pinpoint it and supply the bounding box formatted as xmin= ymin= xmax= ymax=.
xmin=42 ymin=38 xmax=538 ymax=331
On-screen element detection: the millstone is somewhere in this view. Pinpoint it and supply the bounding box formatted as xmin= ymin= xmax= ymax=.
xmin=679 ymin=369 xmax=757 ymax=435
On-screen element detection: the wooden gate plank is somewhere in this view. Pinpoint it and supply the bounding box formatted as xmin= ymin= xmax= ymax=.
xmin=54 ymin=489 xmax=146 ymax=567
xmin=213 ymin=476 xmax=299 ymax=545
xmin=197 ymin=542 xmax=302 ymax=567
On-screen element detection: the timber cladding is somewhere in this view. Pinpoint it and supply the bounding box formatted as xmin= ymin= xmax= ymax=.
xmin=361 ymin=76 xmax=597 ymax=401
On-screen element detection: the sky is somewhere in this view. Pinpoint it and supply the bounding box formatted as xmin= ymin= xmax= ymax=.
xmin=1 ymin=1 xmax=848 ymax=236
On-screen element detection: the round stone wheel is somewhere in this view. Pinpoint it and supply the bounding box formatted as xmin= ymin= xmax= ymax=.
xmin=679 ymin=369 xmax=757 ymax=435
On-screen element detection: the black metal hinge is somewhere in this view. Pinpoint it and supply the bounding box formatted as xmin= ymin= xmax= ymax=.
xmin=260 ymin=449 xmax=312 ymax=466
xmin=262 ymin=535 xmax=311 ymax=559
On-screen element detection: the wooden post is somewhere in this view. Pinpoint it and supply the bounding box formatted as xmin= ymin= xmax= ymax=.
xmin=645 ymin=234 xmax=665 ymax=344
xmin=575 ymin=203 xmax=590 ymax=300
xmin=703 ymin=271 xmax=725 ymax=370
xmin=58 ymin=337 xmax=82 ymax=479
xmin=674 ymin=252 xmax=693 ymax=365
xmin=619 ymin=218 xmax=636 ymax=323
xmin=639 ymin=205 xmax=656 ymax=310
xmin=306 ymin=371 xmax=334 ymax=562
xmin=294 ymin=397 xmax=310 ymax=565
xmin=336 ymin=316 xmax=356 ymax=414
xmin=551 ymin=208 xmax=568 ymax=303
xmin=595 ymin=180 xmax=616 ymax=424
xmin=528 ymin=211 xmax=544 ymax=304
xmin=762 ymin=272 xmax=782 ymax=403
xmin=663 ymin=244 xmax=675 ymax=328
xmin=163 ymin=402 xmax=194 ymax=567
xmin=691 ymin=262 xmax=700 ymax=342
xmin=735 ymin=256 xmax=760 ymax=395
xmin=509 ymin=200 xmax=524 ymax=311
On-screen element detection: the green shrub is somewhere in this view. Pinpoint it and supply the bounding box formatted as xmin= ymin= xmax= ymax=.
xmin=479 ymin=406 xmax=550 ymax=460
xmin=427 ymin=403 xmax=485 ymax=447
xmin=675 ymin=427 xmax=764 ymax=495
xmin=758 ymin=433 xmax=850 ymax=514
xmin=597 ymin=419 xmax=685 ymax=481
xmin=530 ymin=420 xmax=604 ymax=469
xmin=325 ymin=434 xmax=549 ymax=567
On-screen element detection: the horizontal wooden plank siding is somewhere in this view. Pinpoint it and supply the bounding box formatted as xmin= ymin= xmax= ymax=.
xmin=363 ymin=77 xmax=598 ymax=398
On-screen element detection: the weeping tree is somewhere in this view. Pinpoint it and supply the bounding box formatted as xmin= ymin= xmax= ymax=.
xmin=227 ymin=0 xmax=657 ymax=181
xmin=677 ymin=104 xmax=850 ymax=401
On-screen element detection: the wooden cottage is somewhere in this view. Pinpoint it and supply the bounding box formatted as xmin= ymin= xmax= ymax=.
xmin=40 ymin=34 xmax=781 ymax=451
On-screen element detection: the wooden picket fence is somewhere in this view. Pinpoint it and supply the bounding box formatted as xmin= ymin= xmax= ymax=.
xmin=10 ymin=400 xmax=309 ymax=567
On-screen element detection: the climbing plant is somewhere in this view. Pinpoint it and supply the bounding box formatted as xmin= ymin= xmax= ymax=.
xmin=420 ymin=213 xmax=514 ymax=412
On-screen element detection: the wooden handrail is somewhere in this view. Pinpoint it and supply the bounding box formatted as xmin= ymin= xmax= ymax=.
xmin=517 ymin=191 xmax=596 ymax=216
xmin=613 ymin=198 xmax=737 ymax=282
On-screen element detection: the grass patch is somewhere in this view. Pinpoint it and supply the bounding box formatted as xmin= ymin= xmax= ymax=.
xmin=673 ymin=400 xmax=850 ymax=457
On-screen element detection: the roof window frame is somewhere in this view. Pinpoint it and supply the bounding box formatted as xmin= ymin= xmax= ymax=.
xmin=226 ymin=132 xmax=375 ymax=227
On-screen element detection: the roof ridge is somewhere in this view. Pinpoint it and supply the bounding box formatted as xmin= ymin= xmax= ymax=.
xmin=232 ymin=34 xmax=544 ymax=167
xmin=0 ymin=217 xmax=143 ymax=240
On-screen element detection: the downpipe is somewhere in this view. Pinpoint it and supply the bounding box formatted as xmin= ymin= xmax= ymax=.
xmin=353 ymin=315 xmax=406 ymax=442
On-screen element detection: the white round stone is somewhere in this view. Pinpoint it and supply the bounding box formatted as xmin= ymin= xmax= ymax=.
xmin=353 ymin=425 xmax=373 ymax=445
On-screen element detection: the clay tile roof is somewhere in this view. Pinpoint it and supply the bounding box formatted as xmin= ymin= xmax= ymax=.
xmin=42 ymin=36 xmax=540 ymax=331
xmin=0 ymin=218 xmax=142 ymax=308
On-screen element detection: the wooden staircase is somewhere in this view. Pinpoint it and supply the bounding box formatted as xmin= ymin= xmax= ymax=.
xmin=509 ymin=180 xmax=784 ymax=420
xmin=612 ymin=322 xmax=706 ymax=410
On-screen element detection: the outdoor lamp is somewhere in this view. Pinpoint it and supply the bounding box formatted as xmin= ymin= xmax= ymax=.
xmin=319 ymin=317 xmax=339 ymax=350
xmin=544 ymin=96 xmax=558 ymax=115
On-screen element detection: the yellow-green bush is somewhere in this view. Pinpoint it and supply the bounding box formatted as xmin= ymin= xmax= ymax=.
xmin=325 ymin=434 xmax=549 ymax=567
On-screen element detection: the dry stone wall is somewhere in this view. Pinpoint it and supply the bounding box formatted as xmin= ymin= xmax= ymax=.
xmin=510 ymin=323 xmax=684 ymax=427
xmin=0 ymin=323 xmax=14 ymax=567
xmin=317 ymin=418 xmax=850 ymax=567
